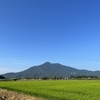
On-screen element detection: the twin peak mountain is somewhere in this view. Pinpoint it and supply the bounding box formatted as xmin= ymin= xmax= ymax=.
xmin=2 ymin=62 xmax=100 ymax=78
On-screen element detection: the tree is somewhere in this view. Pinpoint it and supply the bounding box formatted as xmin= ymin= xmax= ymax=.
xmin=0 ymin=75 xmax=5 ymax=79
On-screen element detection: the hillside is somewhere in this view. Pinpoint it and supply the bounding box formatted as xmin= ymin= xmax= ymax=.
xmin=1 ymin=62 xmax=100 ymax=78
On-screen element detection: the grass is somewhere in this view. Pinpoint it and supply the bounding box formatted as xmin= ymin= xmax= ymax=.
xmin=0 ymin=80 xmax=100 ymax=100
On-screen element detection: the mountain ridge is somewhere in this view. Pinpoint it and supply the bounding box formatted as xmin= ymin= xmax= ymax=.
xmin=1 ymin=62 xmax=100 ymax=78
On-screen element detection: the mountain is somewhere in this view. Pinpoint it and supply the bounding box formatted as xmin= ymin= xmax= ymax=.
xmin=1 ymin=62 xmax=100 ymax=78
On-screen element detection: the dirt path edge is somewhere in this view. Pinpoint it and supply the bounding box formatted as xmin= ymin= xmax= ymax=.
xmin=0 ymin=88 xmax=43 ymax=100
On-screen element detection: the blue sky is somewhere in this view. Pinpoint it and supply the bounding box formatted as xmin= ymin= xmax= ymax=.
xmin=0 ymin=0 xmax=100 ymax=74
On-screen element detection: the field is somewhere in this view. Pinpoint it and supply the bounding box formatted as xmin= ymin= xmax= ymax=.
xmin=0 ymin=80 xmax=100 ymax=100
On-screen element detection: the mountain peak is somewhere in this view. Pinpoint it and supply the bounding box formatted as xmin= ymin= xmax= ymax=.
xmin=43 ymin=62 xmax=51 ymax=65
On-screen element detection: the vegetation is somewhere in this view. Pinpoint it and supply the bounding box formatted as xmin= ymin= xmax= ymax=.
xmin=0 ymin=80 xmax=100 ymax=100
xmin=70 ymin=75 xmax=98 ymax=79
xmin=0 ymin=75 xmax=5 ymax=79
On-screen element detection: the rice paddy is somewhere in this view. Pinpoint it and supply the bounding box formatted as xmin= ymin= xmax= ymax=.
xmin=0 ymin=80 xmax=100 ymax=100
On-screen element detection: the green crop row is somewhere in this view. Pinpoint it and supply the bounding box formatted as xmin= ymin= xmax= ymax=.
xmin=0 ymin=80 xmax=100 ymax=100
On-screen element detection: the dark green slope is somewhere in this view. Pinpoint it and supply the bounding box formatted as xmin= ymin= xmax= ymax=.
xmin=1 ymin=62 xmax=100 ymax=78
xmin=0 ymin=75 xmax=5 ymax=79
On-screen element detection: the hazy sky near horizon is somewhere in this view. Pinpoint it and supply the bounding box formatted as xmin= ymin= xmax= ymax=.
xmin=0 ymin=0 xmax=100 ymax=74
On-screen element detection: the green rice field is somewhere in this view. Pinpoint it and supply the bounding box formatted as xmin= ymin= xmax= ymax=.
xmin=0 ymin=80 xmax=100 ymax=100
